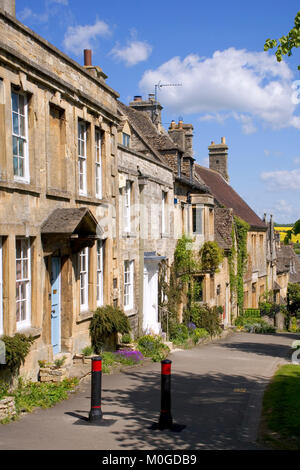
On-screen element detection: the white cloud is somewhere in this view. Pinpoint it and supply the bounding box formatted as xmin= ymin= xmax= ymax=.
xmin=139 ymin=48 xmax=300 ymax=132
xmin=110 ymin=40 xmax=152 ymax=66
xmin=260 ymin=169 xmax=300 ymax=191
xmin=294 ymin=158 xmax=300 ymax=164
xmin=63 ymin=20 xmax=111 ymax=56
xmin=18 ymin=7 xmax=49 ymax=23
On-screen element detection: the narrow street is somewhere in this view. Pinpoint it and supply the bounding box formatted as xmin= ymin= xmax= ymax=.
xmin=0 ymin=332 xmax=296 ymax=450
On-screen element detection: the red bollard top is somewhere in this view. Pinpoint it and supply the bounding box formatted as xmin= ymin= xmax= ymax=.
xmin=161 ymin=359 xmax=172 ymax=375
xmin=92 ymin=356 xmax=102 ymax=372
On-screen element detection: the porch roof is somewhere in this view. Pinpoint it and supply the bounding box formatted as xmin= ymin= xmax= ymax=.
xmin=41 ymin=207 xmax=102 ymax=236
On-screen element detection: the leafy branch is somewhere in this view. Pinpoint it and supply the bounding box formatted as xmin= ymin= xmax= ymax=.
xmin=264 ymin=11 xmax=300 ymax=69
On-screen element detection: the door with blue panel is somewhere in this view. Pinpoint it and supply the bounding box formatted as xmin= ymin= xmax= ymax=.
xmin=51 ymin=257 xmax=61 ymax=355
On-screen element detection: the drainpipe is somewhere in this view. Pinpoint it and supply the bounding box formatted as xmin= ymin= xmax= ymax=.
xmin=138 ymin=172 xmax=148 ymax=336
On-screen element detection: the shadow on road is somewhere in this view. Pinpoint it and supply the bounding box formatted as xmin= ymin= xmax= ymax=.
xmin=85 ymin=369 xmax=269 ymax=450
xmin=219 ymin=338 xmax=292 ymax=361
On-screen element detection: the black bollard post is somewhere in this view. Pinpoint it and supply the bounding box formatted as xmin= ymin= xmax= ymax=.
xmin=89 ymin=356 xmax=103 ymax=422
xmin=159 ymin=359 xmax=173 ymax=430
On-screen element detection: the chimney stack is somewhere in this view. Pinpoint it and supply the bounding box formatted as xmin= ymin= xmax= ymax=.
xmin=133 ymin=95 xmax=142 ymax=102
xmin=0 ymin=0 xmax=15 ymax=16
xmin=84 ymin=49 xmax=92 ymax=67
xmin=208 ymin=136 xmax=229 ymax=182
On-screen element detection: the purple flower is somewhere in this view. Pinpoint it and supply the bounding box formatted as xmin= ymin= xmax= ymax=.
xmin=114 ymin=350 xmax=144 ymax=363
xmin=187 ymin=322 xmax=196 ymax=330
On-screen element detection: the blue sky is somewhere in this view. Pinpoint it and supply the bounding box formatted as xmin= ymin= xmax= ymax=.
xmin=16 ymin=0 xmax=300 ymax=223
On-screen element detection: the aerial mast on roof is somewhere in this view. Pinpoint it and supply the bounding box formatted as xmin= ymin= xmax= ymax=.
xmin=153 ymin=81 xmax=182 ymax=123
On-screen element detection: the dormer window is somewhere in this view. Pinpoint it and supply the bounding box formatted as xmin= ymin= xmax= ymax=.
xmin=122 ymin=132 xmax=130 ymax=148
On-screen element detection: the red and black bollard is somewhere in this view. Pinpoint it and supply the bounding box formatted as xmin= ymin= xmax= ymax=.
xmin=159 ymin=359 xmax=173 ymax=430
xmin=89 ymin=356 xmax=103 ymax=422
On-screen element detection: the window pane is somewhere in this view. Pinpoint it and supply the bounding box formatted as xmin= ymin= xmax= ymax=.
xmin=19 ymin=95 xmax=25 ymax=115
xmin=16 ymin=302 xmax=20 ymax=323
xmin=19 ymin=158 xmax=24 ymax=177
xmin=18 ymin=139 xmax=24 ymax=157
xmin=13 ymin=156 xmax=19 ymax=176
xmin=13 ymin=136 xmax=18 ymax=155
xmin=12 ymin=92 xmax=18 ymax=113
xmin=12 ymin=113 xmax=19 ymax=134
xmin=20 ymin=116 xmax=25 ymax=137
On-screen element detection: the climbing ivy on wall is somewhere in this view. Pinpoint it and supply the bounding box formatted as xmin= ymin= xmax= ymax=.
xmin=228 ymin=216 xmax=250 ymax=313
xmin=159 ymin=235 xmax=224 ymax=329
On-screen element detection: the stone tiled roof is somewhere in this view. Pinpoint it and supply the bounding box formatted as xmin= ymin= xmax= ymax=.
xmin=276 ymin=244 xmax=300 ymax=283
xmin=195 ymin=164 xmax=267 ymax=230
xmin=276 ymin=244 xmax=295 ymax=274
xmin=118 ymin=101 xmax=182 ymax=153
xmin=214 ymin=208 xmax=233 ymax=250
xmin=41 ymin=208 xmax=98 ymax=234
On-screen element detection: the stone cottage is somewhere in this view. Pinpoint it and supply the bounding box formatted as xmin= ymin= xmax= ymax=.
xmin=0 ymin=2 xmax=120 ymax=379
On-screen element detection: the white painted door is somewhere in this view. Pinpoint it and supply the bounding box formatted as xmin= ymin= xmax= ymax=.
xmin=143 ymin=262 xmax=160 ymax=335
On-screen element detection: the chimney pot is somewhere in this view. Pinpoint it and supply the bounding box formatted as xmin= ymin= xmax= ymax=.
xmin=133 ymin=95 xmax=142 ymax=102
xmin=221 ymin=136 xmax=226 ymax=144
xmin=84 ymin=49 xmax=92 ymax=67
xmin=178 ymin=120 xmax=183 ymax=129
xmin=148 ymin=93 xmax=155 ymax=101
xmin=211 ymin=141 xmax=215 ymax=145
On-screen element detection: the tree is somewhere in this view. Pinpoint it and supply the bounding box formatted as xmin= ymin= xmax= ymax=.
xmin=284 ymin=219 xmax=300 ymax=244
xmin=264 ymin=11 xmax=300 ymax=69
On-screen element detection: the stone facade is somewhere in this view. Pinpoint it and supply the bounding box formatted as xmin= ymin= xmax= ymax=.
xmin=0 ymin=8 xmax=120 ymax=379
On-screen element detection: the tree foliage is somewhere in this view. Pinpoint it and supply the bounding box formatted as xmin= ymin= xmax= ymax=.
xmin=284 ymin=219 xmax=300 ymax=245
xmin=264 ymin=11 xmax=300 ymax=69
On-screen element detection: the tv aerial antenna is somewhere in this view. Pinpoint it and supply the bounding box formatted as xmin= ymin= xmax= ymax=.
xmin=154 ymin=80 xmax=182 ymax=102
xmin=153 ymin=81 xmax=182 ymax=122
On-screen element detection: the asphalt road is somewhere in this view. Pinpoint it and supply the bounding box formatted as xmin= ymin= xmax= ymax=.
xmin=0 ymin=331 xmax=296 ymax=450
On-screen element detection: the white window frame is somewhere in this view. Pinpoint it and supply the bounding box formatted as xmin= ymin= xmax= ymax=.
xmin=0 ymin=237 xmax=3 ymax=335
xmin=162 ymin=191 xmax=167 ymax=235
xmin=78 ymin=121 xmax=87 ymax=195
xmin=192 ymin=205 xmax=203 ymax=235
xmin=95 ymin=129 xmax=102 ymax=199
xmin=96 ymin=240 xmax=104 ymax=307
xmin=79 ymin=247 xmax=89 ymax=311
xmin=124 ymin=180 xmax=131 ymax=233
xmin=122 ymin=132 xmax=130 ymax=148
xmin=11 ymin=90 xmax=29 ymax=183
xmin=16 ymin=237 xmax=31 ymax=330
xmin=124 ymin=260 xmax=134 ymax=311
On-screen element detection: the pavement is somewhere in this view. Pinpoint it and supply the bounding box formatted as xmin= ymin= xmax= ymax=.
xmin=0 ymin=331 xmax=297 ymax=450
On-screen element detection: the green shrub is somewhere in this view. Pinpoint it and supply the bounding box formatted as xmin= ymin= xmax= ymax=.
xmin=290 ymin=317 xmax=298 ymax=333
xmin=89 ymin=305 xmax=131 ymax=354
xmin=243 ymin=321 xmax=276 ymax=334
xmin=191 ymin=328 xmax=209 ymax=344
xmin=0 ymin=382 xmax=9 ymax=400
xmin=121 ymin=333 xmax=132 ymax=344
xmin=0 ymin=334 xmax=34 ymax=373
xmin=235 ymin=309 xmax=261 ymax=327
xmin=53 ymin=356 xmax=67 ymax=369
xmin=13 ymin=377 xmax=78 ymax=414
xmin=190 ymin=304 xmax=222 ymax=337
xmin=169 ymin=323 xmax=189 ymax=344
xmin=81 ymin=346 xmax=94 ymax=357
xmin=137 ymin=335 xmax=169 ymax=362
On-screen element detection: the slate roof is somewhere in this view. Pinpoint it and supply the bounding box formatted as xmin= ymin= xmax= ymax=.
xmin=41 ymin=208 xmax=99 ymax=234
xmin=194 ymin=164 xmax=267 ymax=230
xmin=214 ymin=208 xmax=233 ymax=250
